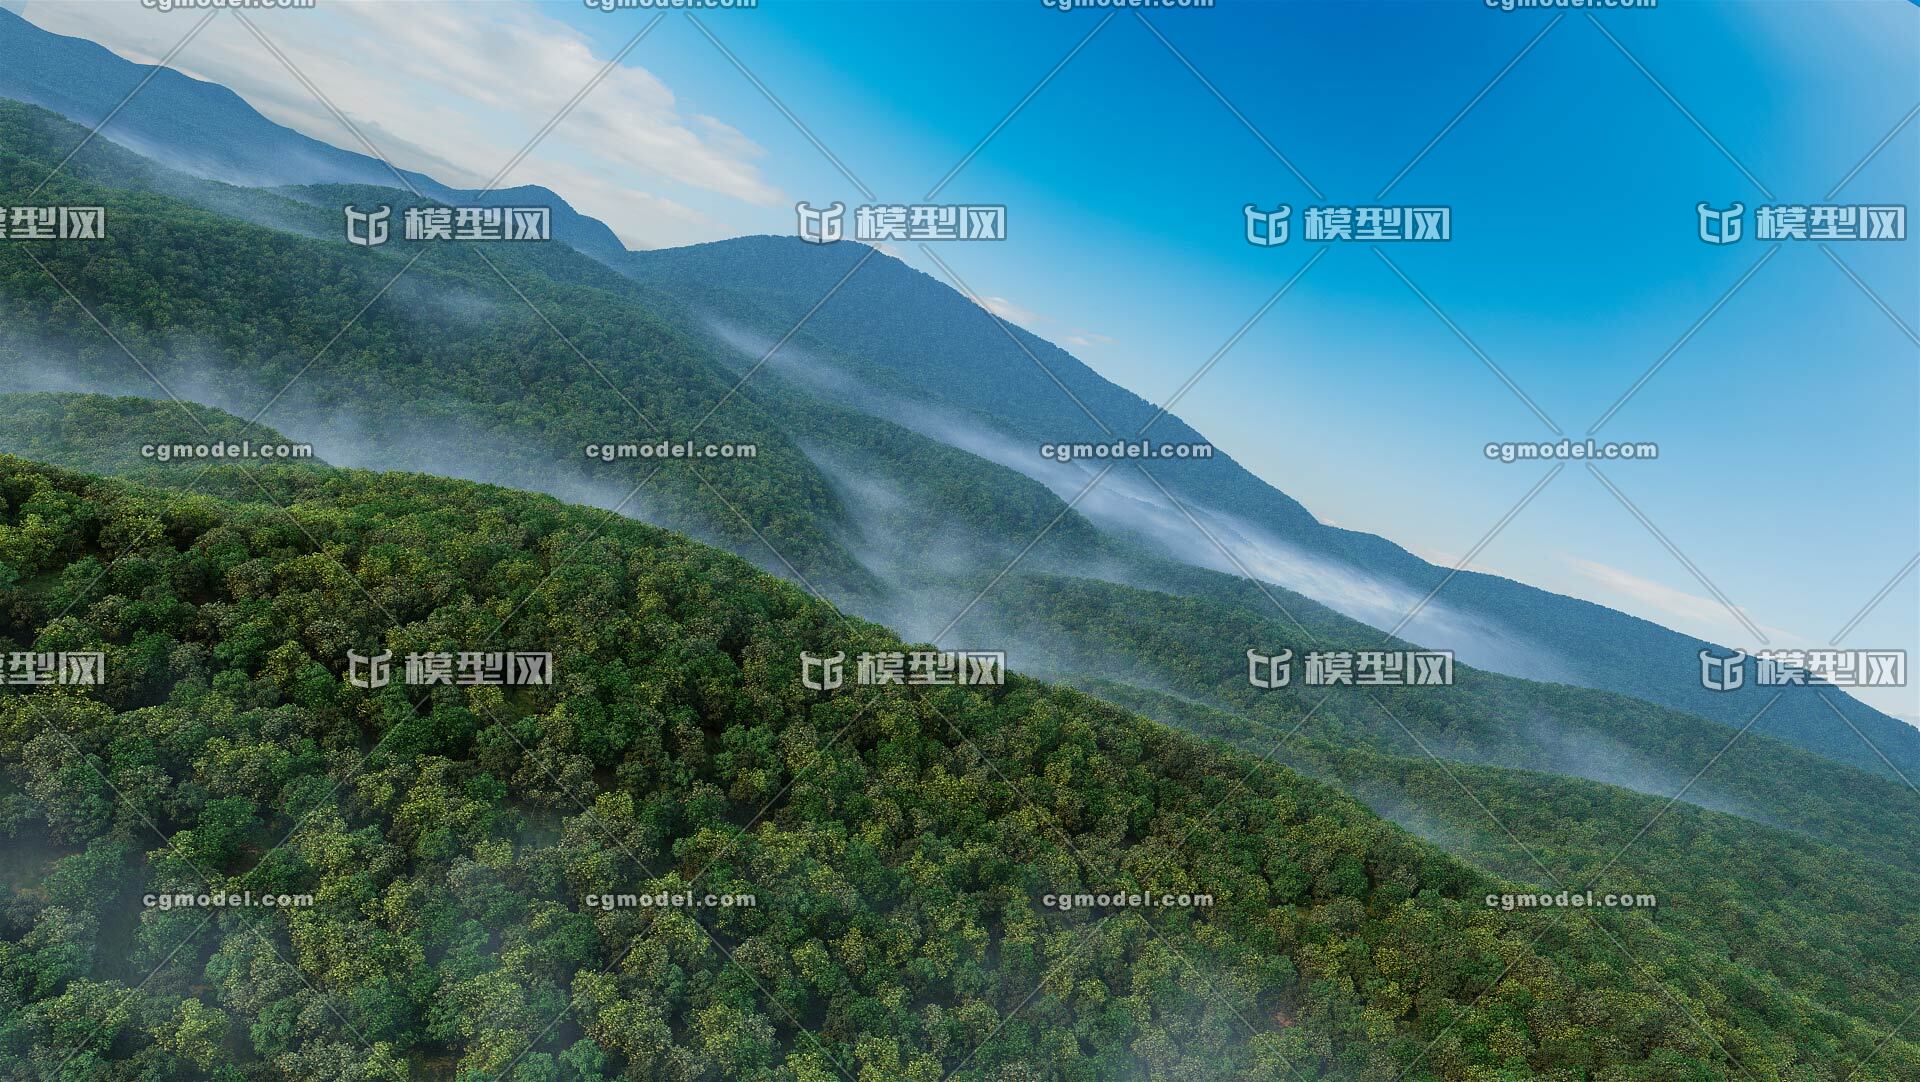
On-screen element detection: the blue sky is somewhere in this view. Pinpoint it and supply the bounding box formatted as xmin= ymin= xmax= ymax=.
xmin=13 ymin=0 xmax=1920 ymax=720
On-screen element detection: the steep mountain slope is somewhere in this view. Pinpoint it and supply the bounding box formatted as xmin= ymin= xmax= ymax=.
xmin=0 ymin=7 xmax=628 ymax=263
xmin=621 ymin=235 xmax=1920 ymax=778
xmin=964 ymin=570 xmax=1920 ymax=874
xmin=9 ymin=395 xmax=1920 ymax=1075
xmin=1 ymin=16 xmax=1913 ymax=1080
xmin=1079 ymin=678 xmax=1920 ymax=1054
xmin=2 ymin=2 xmax=1906 ymax=777
xmin=5 ymin=101 xmax=1914 ymax=851
xmin=0 ymin=390 xmax=330 ymax=475
xmin=1 ymin=118 xmax=1915 ymax=1076
xmin=15 ymin=391 xmax=1913 ymax=882
xmin=3 ymin=455 xmax=1913 ymax=1080
xmin=0 ymin=99 xmax=881 ymax=601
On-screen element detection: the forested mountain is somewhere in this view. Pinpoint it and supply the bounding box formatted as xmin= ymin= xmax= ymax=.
xmin=0 ymin=391 xmax=329 ymax=477
xmin=0 ymin=98 xmax=878 ymax=600
xmin=16 ymin=392 xmax=1916 ymax=872
xmin=1 ymin=4 xmax=1911 ymax=779
xmin=3 ymin=455 xmax=1914 ymax=1079
xmin=620 ymin=235 xmax=1920 ymax=778
xmin=1077 ymin=678 xmax=1920 ymax=1055
xmin=0 ymin=8 xmax=630 ymax=263
xmin=1 ymin=22 xmax=1916 ymax=1079
xmin=961 ymin=571 xmax=1920 ymax=869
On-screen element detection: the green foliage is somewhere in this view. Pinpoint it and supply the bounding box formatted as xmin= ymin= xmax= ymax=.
xmin=0 ymin=98 xmax=870 ymax=600
xmin=6 ymin=458 xmax=1906 ymax=1078
xmin=0 ymin=390 xmax=328 ymax=478
xmin=0 ymin=95 xmax=1913 ymax=1081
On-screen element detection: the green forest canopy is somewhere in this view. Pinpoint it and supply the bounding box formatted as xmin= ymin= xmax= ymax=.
xmin=3 ymin=455 xmax=1915 ymax=1080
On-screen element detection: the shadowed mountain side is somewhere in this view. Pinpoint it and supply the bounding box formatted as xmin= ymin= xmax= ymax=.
xmin=10 ymin=456 xmax=1913 ymax=1076
xmin=0 ymin=7 xmax=628 ymax=263
xmin=621 ymin=234 xmax=1920 ymax=778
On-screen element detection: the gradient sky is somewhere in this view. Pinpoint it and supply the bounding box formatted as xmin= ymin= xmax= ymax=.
xmin=10 ymin=0 xmax=1919 ymax=720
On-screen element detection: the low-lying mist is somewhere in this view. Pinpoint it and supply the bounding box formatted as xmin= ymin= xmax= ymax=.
xmin=0 ymin=340 xmax=660 ymax=524
xmin=702 ymin=316 xmax=1572 ymax=685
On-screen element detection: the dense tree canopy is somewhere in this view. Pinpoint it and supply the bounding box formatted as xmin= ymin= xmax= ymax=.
xmin=6 ymin=458 xmax=1910 ymax=1079
xmin=3 ymin=95 xmax=1916 ymax=1082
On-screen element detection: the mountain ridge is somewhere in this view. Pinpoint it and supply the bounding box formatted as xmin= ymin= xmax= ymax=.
xmin=0 ymin=35 xmax=1909 ymax=778
xmin=0 ymin=6 xmax=630 ymax=262
xmin=5 ymin=451 xmax=1914 ymax=1078
xmin=4 ymin=4 xmax=1909 ymax=775
xmin=622 ymin=234 xmax=1920 ymax=773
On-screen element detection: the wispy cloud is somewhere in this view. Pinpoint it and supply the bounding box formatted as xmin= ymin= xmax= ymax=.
xmin=978 ymin=294 xmax=1041 ymax=326
xmin=1063 ymin=330 xmax=1117 ymax=348
xmin=13 ymin=1 xmax=781 ymax=247
xmin=1565 ymin=556 xmax=1798 ymax=648
xmin=972 ymin=293 xmax=1113 ymax=347
xmin=1406 ymin=544 xmax=1503 ymax=576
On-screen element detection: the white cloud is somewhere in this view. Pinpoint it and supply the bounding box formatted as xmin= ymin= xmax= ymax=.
xmin=1063 ymin=330 xmax=1117 ymax=348
xmin=13 ymin=1 xmax=783 ymax=247
xmin=1406 ymin=544 xmax=1502 ymax=576
xmin=978 ymin=294 xmax=1040 ymax=326
xmin=969 ymin=294 xmax=1116 ymax=347
xmin=1561 ymin=558 xmax=1920 ymax=723
xmin=1564 ymin=556 xmax=1799 ymax=649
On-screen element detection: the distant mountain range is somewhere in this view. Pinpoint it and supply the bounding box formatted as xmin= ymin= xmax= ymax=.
xmin=622 ymin=235 xmax=1920 ymax=774
xmin=9 ymin=444 xmax=1914 ymax=1078
xmin=0 ymin=6 xmax=628 ymax=262
xmin=1 ymin=1 xmax=1914 ymax=786
xmin=5 ymin=10 xmax=1920 ymax=1075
